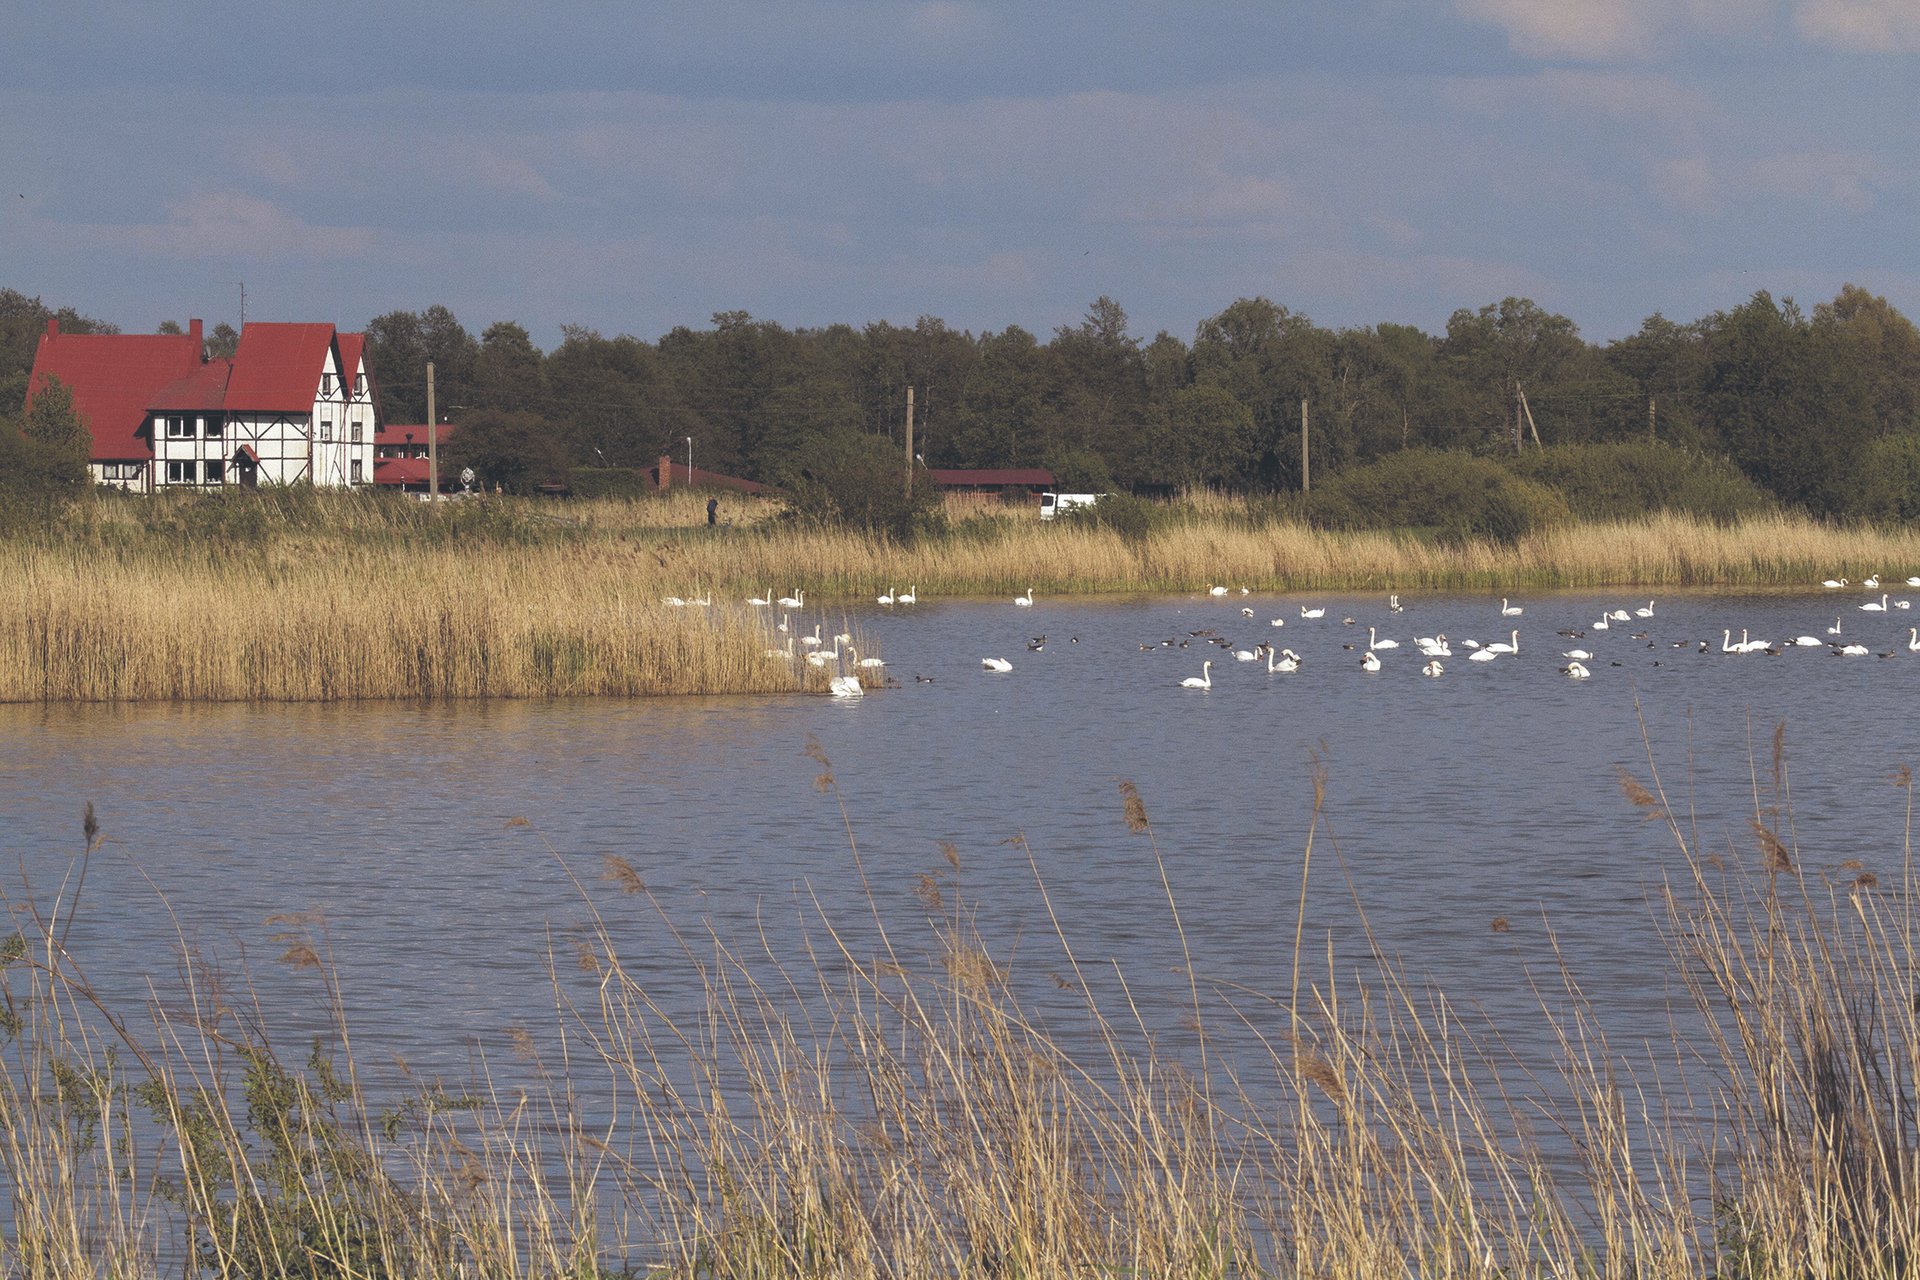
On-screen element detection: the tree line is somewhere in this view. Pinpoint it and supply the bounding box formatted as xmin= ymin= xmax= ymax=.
xmin=7 ymin=283 xmax=1920 ymax=517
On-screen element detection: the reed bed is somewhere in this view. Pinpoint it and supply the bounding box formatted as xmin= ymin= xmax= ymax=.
xmin=2 ymin=730 xmax=1916 ymax=1277
xmin=5 ymin=488 xmax=1918 ymax=700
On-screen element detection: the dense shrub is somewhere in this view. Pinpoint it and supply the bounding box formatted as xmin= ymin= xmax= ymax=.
xmin=1301 ymin=449 xmax=1569 ymax=541
xmin=1505 ymin=440 xmax=1774 ymax=522
xmin=1846 ymin=434 xmax=1920 ymax=523
xmin=566 ymin=466 xmax=654 ymax=500
xmin=1056 ymin=490 xmax=1168 ymax=543
xmin=780 ymin=436 xmax=946 ymax=542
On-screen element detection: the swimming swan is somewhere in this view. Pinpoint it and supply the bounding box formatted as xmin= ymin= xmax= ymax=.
xmin=1636 ymin=601 xmax=1655 ymax=617
xmin=1861 ymin=594 xmax=1889 ymax=612
xmin=1179 ymin=660 xmax=1213 ymax=689
xmin=1422 ymin=659 xmax=1443 ymax=677
xmin=1300 ymin=605 xmax=1326 ymax=618
xmin=877 ymin=587 xmax=896 ymax=604
xmin=897 ymin=585 xmax=917 ymax=604
xmin=1268 ymin=648 xmax=1301 ymax=673
xmin=1501 ymin=598 xmax=1523 ymax=616
xmin=1360 ymin=651 xmax=1381 ymax=672
xmin=1485 ymin=630 xmax=1520 ymax=654
xmin=778 ymin=590 xmax=805 ymax=608
xmin=1368 ymin=627 xmax=1399 ymax=649
xmin=1562 ymin=661 xmax=1591 ymax=678
xmin=1014 ymin=587 xmax=1034 ymax=607
xmin=982 ymin=657 xmax=1013 ymax=672
xmin=1468 ymin=647 xmax=1500 ymax=661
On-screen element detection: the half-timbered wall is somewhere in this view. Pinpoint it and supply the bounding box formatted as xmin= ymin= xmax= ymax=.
xmin=147 ymin=341 xmax=378 ymax=488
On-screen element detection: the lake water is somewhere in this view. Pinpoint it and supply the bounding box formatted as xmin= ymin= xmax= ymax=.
xmin=2 ymin=587 xmax=1915 ymax=1121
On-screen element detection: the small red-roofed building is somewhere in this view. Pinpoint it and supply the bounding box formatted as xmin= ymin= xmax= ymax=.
xmin=373 ymin=422 xmax=456 ymax=493
xmin=26 ymin=317 xmax=382 ymax=490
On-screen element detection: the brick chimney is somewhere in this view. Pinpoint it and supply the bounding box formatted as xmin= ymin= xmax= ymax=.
xmin=659 ymin=454 xmax=672 ymax=492
xmin=45 ymin=318 xmax=57 ymax=338
xmin=189 ymin=318 xmax=202 ymax=359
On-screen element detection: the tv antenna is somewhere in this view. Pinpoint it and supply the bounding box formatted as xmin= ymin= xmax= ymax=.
xmin=238 ymin=281 xmax=246 ymax=330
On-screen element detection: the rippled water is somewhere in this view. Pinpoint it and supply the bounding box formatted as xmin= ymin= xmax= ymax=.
xmin=2 ymin=587 xmax=1915 ymax=1095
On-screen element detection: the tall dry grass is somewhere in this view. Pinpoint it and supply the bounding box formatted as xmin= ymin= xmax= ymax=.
xmin=3 ymin=728 xmax=1916 ymax=1277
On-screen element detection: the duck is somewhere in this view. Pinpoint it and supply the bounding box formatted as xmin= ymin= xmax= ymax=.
xmin=1179 ymin=660 xmax=1213 ymax=689
xmin=1360 ymin=651 xmax=1382 ymax=672
xmin=982 ymin=657 xmax=1013 ymax=672
xmin=1500 ymin=598 xmax=1523 ymax=616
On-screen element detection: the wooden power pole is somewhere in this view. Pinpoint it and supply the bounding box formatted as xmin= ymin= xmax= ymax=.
xmin=426 ymin=361 xmax=437 ymax=500
xmin=1301 ymin=398 xmax=1309 ymax=494
xmin=905 ymin=386 xmax=914 ymax=494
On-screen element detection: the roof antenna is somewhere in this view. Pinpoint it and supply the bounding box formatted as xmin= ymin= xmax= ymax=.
xmin=238 ymin=281 xmax=245 ymax=332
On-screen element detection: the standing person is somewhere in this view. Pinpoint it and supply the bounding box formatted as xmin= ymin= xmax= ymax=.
xmin=707 ymin=496 xmax=719 ymax=526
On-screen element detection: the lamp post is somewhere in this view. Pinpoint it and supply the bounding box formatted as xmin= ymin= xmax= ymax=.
xmin=686 ymin=436 xmax=693 ymax=488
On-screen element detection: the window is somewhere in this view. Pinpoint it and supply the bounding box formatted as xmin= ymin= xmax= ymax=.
xmin=319 ymin=420 xmax=332 ymax=443
xmin=166 ymin=416 xmax=189 ymax=439
xmin=166 ymin=460 xmax=192 ymax=484
xmin=205 ymin=417 xmax=222 ymax=438
xmin=322 ymin=374 xmax=334 ymax=396
xmin=205 ymin=460 xmax=225 ymax=484
xmin=351 ymin=419 xmax=363 ymax=443
xmin=351 ymin=458 xmax=363 ymax=483
xmin=354 ymin=373 xmax=364 ymax=395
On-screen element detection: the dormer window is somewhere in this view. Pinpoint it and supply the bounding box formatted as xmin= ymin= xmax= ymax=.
xmin=354 ymin=373 xmax=364 ymax=395
xmin=322 ymin=373 xmax=335 ymax=397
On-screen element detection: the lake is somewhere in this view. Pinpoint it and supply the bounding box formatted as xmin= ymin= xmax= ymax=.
xmin=1 ymin=586 xmax=1913 ymax=1113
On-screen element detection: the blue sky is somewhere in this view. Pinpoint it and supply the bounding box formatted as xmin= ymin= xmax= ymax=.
xmin=5 ymin=1 xmax=1916 ymax=348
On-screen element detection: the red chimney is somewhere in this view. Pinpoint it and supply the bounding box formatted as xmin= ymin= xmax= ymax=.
xmin=189 ymin=319 xmax=202 ymax=358
xmin=45 ymin=318 xmax=57 ymax=338
xmin=659 ymin=455 xmax=672 ymax=492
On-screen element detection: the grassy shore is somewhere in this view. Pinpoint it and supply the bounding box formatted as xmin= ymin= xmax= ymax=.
xmin=0 ymin=486 xmax=1914 ymax=701
xmin=4 ymin=736 xmax=1914 ymax=1278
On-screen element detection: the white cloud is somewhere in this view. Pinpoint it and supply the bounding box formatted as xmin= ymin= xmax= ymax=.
xmin=84 ymin=192 xmax=374 ymax=260
xmin=1793 ymin=0 xmax=1920 ymax=51
xmin=1456 ymin=0 xmax=1773 ymax=59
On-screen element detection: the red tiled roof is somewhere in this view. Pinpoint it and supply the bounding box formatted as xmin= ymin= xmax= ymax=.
xmin=27 ymin=328 xmax=202 ymax=460
xmin=147 ymin=359 xmax=234 ymax=412
xmin=374 ymin=422 xmax=454 ymax=447
xmin=374 ymin=457 xmax=434 ymax=486
xmin=336 ymin=333 xmax=365 ymax=388
xmin=926 ymin=468 xmax=1055 ymax=488
xmin=225 ymin=323 xmax=337 ymax=413
xmin=652 ymin=462 xmax=767 ymax=495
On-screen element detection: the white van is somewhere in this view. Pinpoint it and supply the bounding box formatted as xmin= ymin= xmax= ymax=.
xmin=1039 ymin=492 xmax=1106 ymax=521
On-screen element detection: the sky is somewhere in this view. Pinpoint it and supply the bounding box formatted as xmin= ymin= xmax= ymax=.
xmin=4 ymin=0 xmax=1917 ymax=350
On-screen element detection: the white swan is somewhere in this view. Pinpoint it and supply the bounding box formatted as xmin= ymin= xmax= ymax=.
xmin=1269 ymin=617 xmax=1287 ymax=627
xmin=1591 ymin=617 xmax=1609 ymax=631
xmin=1367 ymin=627 xmax=1399 ymax=649
xmin=1828 ymin=617 xmax=1843 ymax=635
xmin=1609 ymin=609 xmax=1631 ymax=622
xmin=1468 ymin=647 xmax=1499 ymax=661
xmin=1635 ymin=601 xmax=1655 ymax=617
xmin=1840 ymin=643 xmax=1871 ymax=656
xmin=1792 ymin=636 xmax=1823 ymax=646
xmin=1268 ymin=648 xmax=1301 ymax=673
xmin=748 ymin=591 xmax=771 ymax=606
xmin=1740 ymin=631 xmax=1770 ymax=654
xmin=776 ymin=614 xmax=790 ymax=633
xmin=1898 ymin=600 xmax=1912 ymax=609
xmin=778 ymin=590 xmax=805 ymax=608
xmin=1208 ymin=585 xmax=1229 ymax=596
xmin=1241 ymin=607 xmax=1255 ymax=617
xmin=834 ymin=631 xmax=852 ymax=644
xmin=1909 ymin=628 xmax=1920 ymax=652
xmin=1562 ymin=661 xmax=1591 ymax=678
xmin=1485 ymin=630 xmax=1520 ymax=654
xmin=846 ymin=646 xmax=886 ymax=668
xmin=1179 ymin=660 xmax=1213 ymax=689
xmin=1721 ymin=629 xmax=1737 ymax=654
xmin=1561 ymin=649 xmax=1593 ymax=660
xmin=1865 ymin=575 xmax=1882 ymax=588
xmin=1861 ymin=594 xmax=1889 ymax=612
xmin=828 ymin=674 xmax=864 ymax=697
xmin=897 ymin=585 xmax=917 ymax=604
xmin=801 ymin=624 xmax=823 ymax=648
xmin=982 ymin=657 xmax=1013 ymax=672
xmin=877 ymin=587 xmax=896 ymax=605
xmin=1421 ymin=659 xmax=1443 ymax=677
xmin=1300 ymin=605 xmax=1326 ymax=618
xmin=1014 ymin=587 xmax=1034 ymax=607
xmin=1501 ymin=598 xmax=1523 ymax=616
xmin=692 ymin=592 xmax=712 ymax=606
xmin=1908 ymin=578 xmax=1920 ymax=588
xmin=1390 ymin=594 xmax=1405 ymax=613
xmin=1823 ymin=578 xmax=1848 ymax=589
xmin=1360 ymin=651 xmax=1381 ymax=672
xmin=1233 ymin=646 xmax=1262 ymax=662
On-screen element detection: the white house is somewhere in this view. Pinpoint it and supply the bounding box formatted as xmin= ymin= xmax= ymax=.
xmin=27 ymin=318 xmax=381 ymax=490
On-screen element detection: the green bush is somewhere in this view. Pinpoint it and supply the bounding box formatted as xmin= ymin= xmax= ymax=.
xmin=1057 ymin=491 xmax=1166 ymax=543
xmin=780 ymin=437 xmax=947 ymax=543
xmin=1297 ymin=450 xmax=1574 ymax=544
xmin=1504 ymin=440 xmax=1774 ymax=522
xmin=566 ymin=466 xmax=654 ymax=500
xmin=1846 ymin=434 xmax=1920 ymax=523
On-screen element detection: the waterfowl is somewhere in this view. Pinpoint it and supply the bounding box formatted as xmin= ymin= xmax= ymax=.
xmin=1300 ymin=606 xmax=1326 ymax=619
xmin=801 ymin=624 xmax=823 ymax=648
xmin=748 ymin=592 xmax=771 ymax=606
xmin=1233 ymin=645 xmax=1263 ymax=662
xmin=848 ymin=647 xmax=886 ymax=668
xmin=982 ymin=657 xmax=1013 ymax=672
xmin=1389 ymin=594 xmax=1405 ymax=613
xmin=1839 ymin=643 xmax=1871 ymax=656
xmin=1208 ymin=585 xmax=1229 ymax=596
xmin=1421 ymin=659 xmax=1443 ymax=677
xmin=1561 ymin=649 xmax=1593 ymax=660
xmin=1500 ymin=598 xmax=1523 ymax=616
xmin=1468 ymin=647 xmax=1499 ymax=661
xmin=1636 ymin=601 xmax=1655 ymax=617
xmin=1179 ymin=661 xmax=1214 ymax=689
xmin=662 ymin=597 xmax=686 ymax=607
xmin=1268 ymin=648 xmax=1301 ymax=673
xmin=1368 ymin=627 xmax=1399 ymax=649
xmin=1911 ymin=628 xmax=1920 ymax=652
xmin=1828 ymin=618 xmax=1843 ymax=635
xmin=1241 ymin=607 xmax=1255 ymax=617
xmin=1269 ymin=618 xmax=1287 ymax=627
xmin=898 ymin=585 xmax=917 ymax=604
xmin=1561 ymin=661 xmax=1591 ymax=678
xmin=877 ymin=587 xmax=896 ymax=605
xmin=1014 ymin=587 xmax=1034 ymax=606
xmin=1485 ymin=630 xmax=1520 ymax=654
xmin=828 ymin=675 xmax=864 ymax=697
xmin=1908 ymin=578 xmax=1920 ymax=588
xmin=1591 ymin=617 xmax=1609 ymax=631
xmin=1822 ymin=578 xmax=1847 ymax=589
xmin=776 ymin=614 xmax=791 ymax=633
xmin=1360 ymin=651 xmax=1382 ymax=672
xmin=1865 ymin=575 xmax=1882 ymax=588
xmin=1609 ymin=609 xmax=1631 ymax=622
xmin=1862 ymin=595 xmax=1889 ymax=612
xmin=778 ymin=590 xmax=805 ymax=608
xmin=1792 ymin=636 xmax=1824 ymax=646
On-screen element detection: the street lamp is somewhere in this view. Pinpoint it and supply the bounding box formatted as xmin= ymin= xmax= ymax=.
xmin=686 ymin=436 xmax=693 ymax=487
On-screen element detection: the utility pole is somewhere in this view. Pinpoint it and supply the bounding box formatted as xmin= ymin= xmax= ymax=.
xmin=905 ymin=386 xmax=914 ymax=494
xmin=1518 ymin=383 xmax=1541 ymax=449
xmin=1649 ymin=396 xmax=1656 ymax=441
xmin=426 ymin=362 xmax=437 ymax=501
xmin=1300 ymin=398 xmax=1310 ymax=494
xmin=1515 ymin=383 xmax=1523 ymax=452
